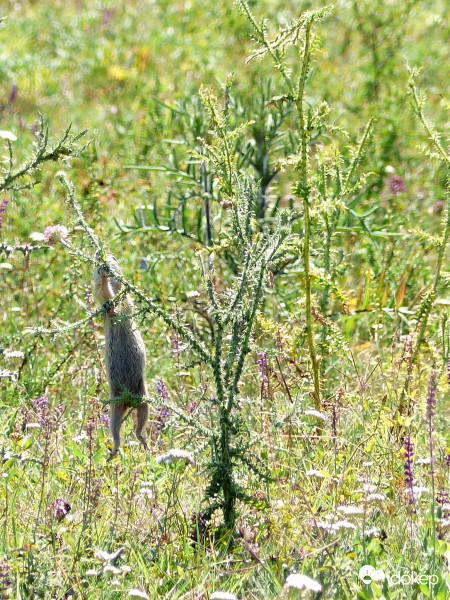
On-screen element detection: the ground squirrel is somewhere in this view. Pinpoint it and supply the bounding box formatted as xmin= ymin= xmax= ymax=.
xmin=93 ymin=255 xmax=149 ymax=461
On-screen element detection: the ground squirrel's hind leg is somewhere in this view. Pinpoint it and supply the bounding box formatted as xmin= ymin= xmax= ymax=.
xmin=107 ymin=403 xmax=128 ymax=462
xmin=135 ymin=402 xmax=149 ymax=451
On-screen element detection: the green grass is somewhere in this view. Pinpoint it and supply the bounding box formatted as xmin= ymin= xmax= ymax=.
xmin=0 ymin=1 xmax=449 ymax=599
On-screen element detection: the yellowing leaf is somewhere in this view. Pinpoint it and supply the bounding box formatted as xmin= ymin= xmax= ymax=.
xmin=108 ymin=65 xmax=129 ymax=81
xmin=365 ymin=438 xmax=375 ymax=453
xmin=395 ymin=272 xmax=408 ymax=309
xmin=380 ymin=415 xmax=393 ymax=427
xmin=381 ymin=282 xmax=389 ymax=307
xmin=56 ymin=469 xmax=69 ymax=481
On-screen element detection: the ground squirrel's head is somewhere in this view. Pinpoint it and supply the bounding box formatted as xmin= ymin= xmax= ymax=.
xmin=93 ymin=253 xmax=124 ymax=306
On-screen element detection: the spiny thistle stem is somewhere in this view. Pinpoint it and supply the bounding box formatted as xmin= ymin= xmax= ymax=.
xmin=397 ymin=75 xmax=449 ymax=417
xmin=295 ymin=18 xmax=321 ymax=409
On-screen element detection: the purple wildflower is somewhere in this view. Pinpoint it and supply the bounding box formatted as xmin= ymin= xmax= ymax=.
xmin=0 ymin=560 xmax=12 ymax=597
xmin=403 ymin=435 xmax=416 ymax=514
xmin=100 ymin=411 xmax=110 ymax=427
xmin=186 ymin=401 xmax=197 ymax=414
xmin=102 ymin=8 xmax=113 ymax=25
xmin=8 ymin=83 xmax=18 ymax=105
xmin=44 ymin=224 xmax=68 ymax=246
xmin=156 ymin=408 xmax=169 ymax=432
xmin=257 ymin=352 xmax=270 ymax=399
xmin=433 ymin=200 xmax=444 ymax=213
xmin=436 ymin=490 xmax=449 ymax=514
xmin=159 ymin=408 xmax=169 ymax=420
xmin=31 ymin=393 xmax=50 ymax=426
xmin=0 ymin=198 xmax=9 ymax=235
xmin=426 ymin=370 xmax=437 ymax=429
xmin=52 ymin=497 xmax=71 ymax=522
xmin=156 ymin=377 xmax=168 ymax=400
xmin=172 ymin=334 xmax=180 ymax=358
xmin=172 ymin=331 xmax=182 ymax=373
xmin=444 ymin=454 xmax=450 ymax=467
xmin=436 ymin=490 xmax=450 ymax=540
xmin=426 ymin=370 xmax=438 ymax=484
xmin=386 ymin=174 xmax=406 ymax=196
xmin=155 ymin=379 xmax=169 ymax=433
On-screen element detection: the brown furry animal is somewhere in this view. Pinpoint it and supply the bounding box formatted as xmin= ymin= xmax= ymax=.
xmin=93 ymin=255 xmax=149 ymax=461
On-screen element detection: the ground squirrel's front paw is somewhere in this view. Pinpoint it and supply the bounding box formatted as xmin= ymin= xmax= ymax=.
xmin=97 ymin=264 xmax=111 ymax=279
xmin=103 ymin=299 xmax=116 ymax=315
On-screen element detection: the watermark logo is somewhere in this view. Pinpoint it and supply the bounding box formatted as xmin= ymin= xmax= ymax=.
xmin=359 ymin=565 xmax=438 ymax=587
xmin=359 ymin=565 xmax=385 ymax=584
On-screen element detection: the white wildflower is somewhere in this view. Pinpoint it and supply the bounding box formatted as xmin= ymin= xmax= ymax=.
xmin=363 ymin=483 xmax=376 ymax=493
xmin=186 ymin=290 xmax=200 ymax=298
xmin=210 ymin=592 xmax=237 ymax=600
xmin=29 ymin=232 xmax=45 ymax=242
xmin=103 ymin=565 xmax=121 ymax=575
xmin=0 ymin=369 xmax=17 ymax=381
xmin=312 ymin=520 xmax=334 ymax=531
xmin=128 ymin=590 xmax=149 ymax=599
xmin=139 ymin=486 xmax=153 ymax=498
xmin=363 ymin=527 xmax=381 ymax=537
xmin=410 ymin=485 xmax=429 ymax=498
xmin=95 ymin=548 xmax=124 ymax=562
xmin=85 ymin=569 xmax=99 ymax=576
xmin=367 ymin=493 xmax=386 ymax=502
xmin=337 ymin=505 xmax=364 ymax=515
xmin=304 ymin=409 xmax=328 ymax=421
xmin=285 ymin=573 xmax=322 ymax=592
xmin=156 ymin=448 xmax=195 ymax=465
xmin=306 ymin=469 xmax=325 ymax=478
xmin=416 ymin=457 xmax=432 ymax=465
xmin=0 ymin=263 xmax=13 ymax=270
xmin=332 ymin=520 xmax=356 ymax=531
xmin=72 ymin=433 xmax=89 ymax=443
xmin=121 ymin=565 xmax=132 ymax=573
xmin=4 ymin=350 xmax=24 ymax=359
xmin=363 ymin=461 xmax=373 ymax=467
xmin=0 ymin=130 xmax=17 ymax=141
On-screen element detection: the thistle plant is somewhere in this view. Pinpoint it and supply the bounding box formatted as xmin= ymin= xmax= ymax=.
xmin=0 ymin=118 xmax=87 ymax=263
xmin=199 ymin=179 xmax=292 ymax=528
xmin=234 ymin=1 xmax=337 ymax=408
xmin=397 ymin=71 xmax=449 ymax=417
xmin=236 ymin=1 xmax=377 ymax=406
xmin=0 ymin=117 xmax=87 ymax=194
xmin=33 ymin=171 xmax=291 ymax=533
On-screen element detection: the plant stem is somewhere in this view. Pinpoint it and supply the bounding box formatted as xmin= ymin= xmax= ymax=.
xmin=296 ymin=20 xmax=321 ymax=409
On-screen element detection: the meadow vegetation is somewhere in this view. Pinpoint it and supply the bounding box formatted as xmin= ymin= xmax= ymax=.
xmin=0 ymin=0 xmax=449 ymax=598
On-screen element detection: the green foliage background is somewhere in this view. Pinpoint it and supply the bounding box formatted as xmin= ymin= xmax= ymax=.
xmin=0 ymin=0 xmax=449 ymax=598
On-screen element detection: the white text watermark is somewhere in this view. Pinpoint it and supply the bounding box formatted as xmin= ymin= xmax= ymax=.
xmin=359 ymin=565 xmax=438 ymax=587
